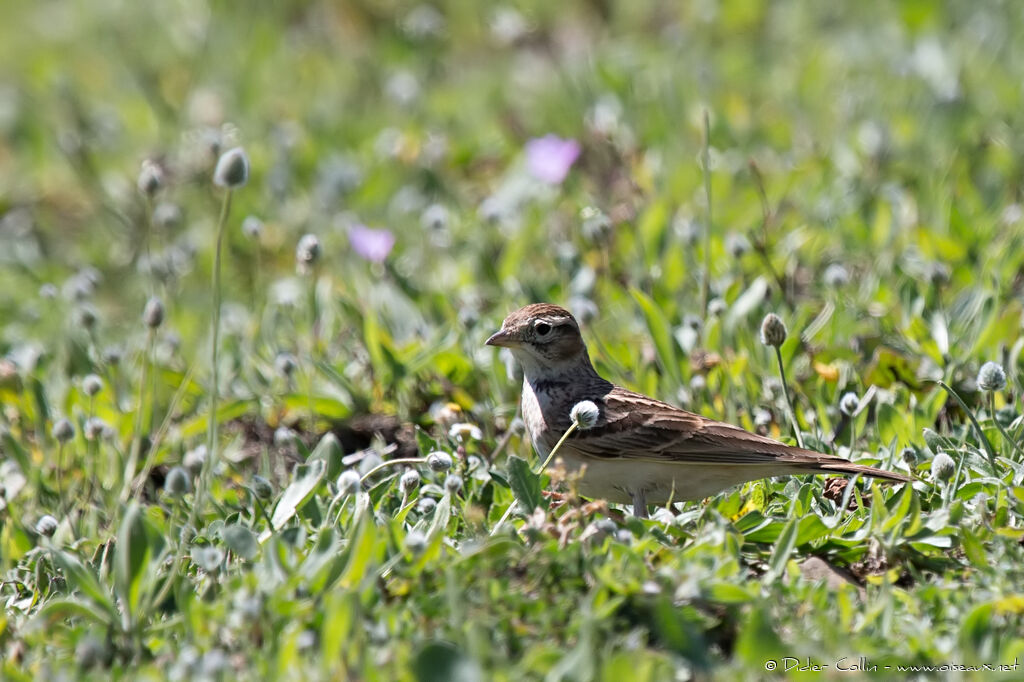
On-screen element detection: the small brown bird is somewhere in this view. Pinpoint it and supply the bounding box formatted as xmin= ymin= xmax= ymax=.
xmin=486 ymin=303 xmax=910 ymax=517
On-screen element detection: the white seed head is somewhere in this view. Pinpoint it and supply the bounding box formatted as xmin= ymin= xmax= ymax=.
xmin=52 ymin=418 xmax=75 ymax=443
xmin=82 ymin=373 xmax=103 ymax=397
xmin=977 ymin=361 xmax=1007 ymax=392
xmin=839 ymin=392 xmax=860 ymax=417
xmin=36 ymin=514 xmax=59 ymax=537
xmin=250 ymin=475 xmax=274 ymax=500
xmin=273 ymin=427 xmax=296 ymax=447
xmin=152 ymin=202 xmax=182 ymax=230
xmin=400 ymin=469 xmax=421 ymax=493
xmin=570 ymin=400 xmax=600 ymax=430
xmin=760 ymin=313 xmax=787 ymax=348
xmin=295 ymin=233 xmax=321 ymax=273
xmin=165 ymin=466 xmax=192 ymax=497
xmin=444 ymin=473 xmax=463 ymax=494
xmin=931 ymin=452 xmax=956 ymax=482
xmin=143 ymin=296 xmax=165 ymax=329
xmin=137 ymin=159 xmax=164 ymax=197
xmin=337 ymin=469 xmax=361 ymax=496
xmin=183 ymin=445 xmax=207 ymax=475
xmin=426 ymin=451 xmax=453 ymax=472
xmin=274 ymin=352 xmax=297 ymax=378
xmin=241 ymin=215 xmax=263 ymax=239
xmin=84 ymin=417 xmax=107 ymax=441
xmin=213 ymin=147 xmax=249 ymax=188
xmin=404 ymin=530 xmax=428 ymax=554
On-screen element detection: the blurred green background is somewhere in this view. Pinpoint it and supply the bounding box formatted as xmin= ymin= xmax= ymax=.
xmin=2 ymin=0 xmax=1024 ymax=679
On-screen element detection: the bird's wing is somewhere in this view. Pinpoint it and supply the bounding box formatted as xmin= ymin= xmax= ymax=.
xmin=560 ymin=386 xmax=847 ymax=467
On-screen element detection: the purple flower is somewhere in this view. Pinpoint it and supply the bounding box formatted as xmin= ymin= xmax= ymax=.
xmin=348 ymin=225 xmax=395 ymax=263
xmin=525 ymin=135 xmax=581 ymax=184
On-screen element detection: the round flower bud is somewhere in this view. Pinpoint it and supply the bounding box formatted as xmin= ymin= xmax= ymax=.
xmin=152 ymin=202 xmax=182 ymax=230
xmin=36 ymin=514 xmax=59 ymax=537
xmin=143 ymin=296 xmax=165 ymax=329
xmin=103 ymin=346 xmax=123 ymax=366
xmin=823 ymin=263 xmax=850 ymax=287
xmin=183 ymin=445 xmax=207 ymax=475
xmin=977 ymin=361 xmax=1007 ymax=392
xmin=76 ymin=305 xmax=98 ymax=331
xmin=707 ymin=297 xmax=727 ymax=318
xmin=400 ymin=469 xmax=421 ymax=494
xmin=726 ymin=232 xmax=751 ymax=258
xmin=193 ymin=546 xmax=224 ymax=572
xmin=295 ymin=233 xmax=321 ymax=273
xmin=75 ymin=635 xmax=107 ymax=669
xmin=52 ymin=418 xmax=75 ymax=443
xmin=404 ymin=530 xmax=428 ymax=554
xmin=274 ymin=352 xmax=297 ymax=378
xmin=570 ymin=400 xmax=600 ymax=430
xmin=444 ymin=473 xmax=463 ymax=494
xmin=137 ymin=159 xmax=164 ymax=197
xmin=931 ymin=452 xmax=956 ymax=482
xmin=80 ymin=373 xmax=103 ymax=397
xmin=273 ymin=426 xmax=296 ymax=447
xmin=839 ymin=392 xmax=860 ymax=417
xmin=760 ymin=313 xmax=787 ymax=348
xmin=337 ymin=469 xmax=361 ymax=496
xmin=213 ymin=147 xmax=249 ymax=188
xmin=250 ymin=475 xmax=274 ymax=501
xmin=241 ymin=215 xmax=263 ymax=240
xmin=84 ymin=417 xmax=107 ymax=441
xmin=426 ymin=451 xmax=453 ymax=472
xmin=417 ymin=497 xmax=437 ymax=515
xmin=900 ymin=447 xmax=918 ymax=466
xmin=421 ymin=203 xmax=449 ymax=231
xmin=165 ymin=466 xmax=192 ymax=497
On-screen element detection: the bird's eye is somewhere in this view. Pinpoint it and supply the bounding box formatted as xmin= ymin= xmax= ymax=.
xmin=535 ymin=322 xmax=552 ymax=336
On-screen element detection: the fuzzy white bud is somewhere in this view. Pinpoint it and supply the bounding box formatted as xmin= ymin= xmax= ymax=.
xmin=569 ymin=400 xmax=600 ymax=430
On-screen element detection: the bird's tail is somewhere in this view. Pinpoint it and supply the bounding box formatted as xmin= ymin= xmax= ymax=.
xmin=807 ymin=460 xmax=911 ymax=483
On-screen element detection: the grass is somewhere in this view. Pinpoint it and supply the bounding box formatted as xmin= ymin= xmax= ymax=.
xmin=2 ymin=0 xmax=1024 ymax=678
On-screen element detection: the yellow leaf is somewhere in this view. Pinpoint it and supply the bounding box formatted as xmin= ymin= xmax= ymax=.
xmin=813 ymin=361 xmax=839 ymax=382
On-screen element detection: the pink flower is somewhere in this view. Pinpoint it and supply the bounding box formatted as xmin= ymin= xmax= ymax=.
xmin=525 ymin=135 xmax=581 ymax=184
xmin=348 ymin=225 xmax=395 ymax=263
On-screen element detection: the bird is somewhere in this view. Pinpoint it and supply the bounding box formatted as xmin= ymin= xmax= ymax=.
xmin=486 ymin=303 xmax=910 ymax=517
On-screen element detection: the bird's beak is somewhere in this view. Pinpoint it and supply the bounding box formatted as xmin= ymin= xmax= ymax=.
xmin=485 ymin=329 xmax=518 ymax=347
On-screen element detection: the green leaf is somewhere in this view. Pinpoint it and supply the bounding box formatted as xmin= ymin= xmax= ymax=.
xmin=338 ymin=516 xmax=380 ymax=589
xmin=412 ymin=641 xmax=481 ymax=682
xmin=270 ymin=459 xmax=326 ymax=531
xmin=630 ymin=289 xmax=680 ymax=385
xmin=49 ymin=551 xmax=116 ymax=621
xmin=507 ymin=456 xmax=543 ymax=512
xmin=114 ymin=502 xmax=151 ymax=618
xmin=221 ymin=524 xmax=259 ymax=561
xmin=765 ymin=516 xmax=798 ymax=581
xmin=308 ymin=432 xmax=345 ymax=481
xmin=705 ymin=582 xmax=755 ymax=604
xmin=28 ymin=598 xmax=112 ymax=631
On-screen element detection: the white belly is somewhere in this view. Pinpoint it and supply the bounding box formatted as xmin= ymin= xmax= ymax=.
xmin=554 ymin=449 xmax=783 ymax=504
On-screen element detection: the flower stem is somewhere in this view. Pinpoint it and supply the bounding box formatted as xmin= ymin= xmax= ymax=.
xmin=701 ymin=110 xmax=713 ymax=316
xmin=121 ymin=328 xmax=155 ymax=501
xmin=359 ymin=457 xmax=426 ymax=483
xmin=492 ymin=421 xmax=581 ymax=537
xmin=990 ymin=392 xmax=1024 ymax=461
xmin=774 ymin=346 xmax=804 ymax=448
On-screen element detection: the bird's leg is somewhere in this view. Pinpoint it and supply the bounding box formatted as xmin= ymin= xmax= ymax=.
xmin=631 ymin=489 xmax=648 ymax=518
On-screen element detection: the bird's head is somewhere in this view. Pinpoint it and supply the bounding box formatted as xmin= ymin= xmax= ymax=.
xmin=486 ymin=303 xmax=590 ymax=375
